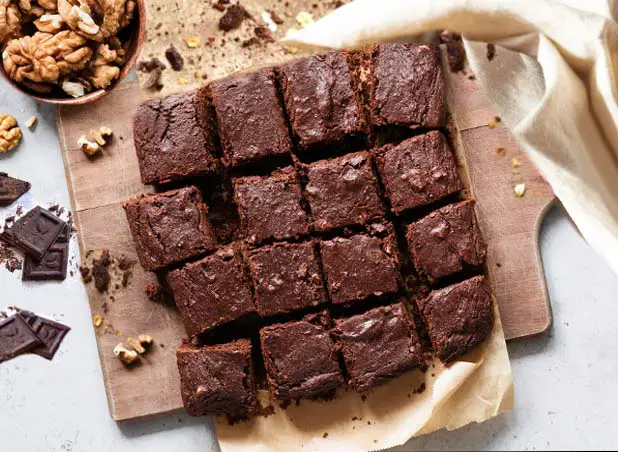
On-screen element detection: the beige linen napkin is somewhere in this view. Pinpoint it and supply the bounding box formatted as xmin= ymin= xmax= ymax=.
xmin=282 ymin=0 xmax=618 ymax=276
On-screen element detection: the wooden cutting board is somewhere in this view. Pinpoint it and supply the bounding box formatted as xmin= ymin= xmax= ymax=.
xmin=56 ymin=58 xmax=554 ymax=421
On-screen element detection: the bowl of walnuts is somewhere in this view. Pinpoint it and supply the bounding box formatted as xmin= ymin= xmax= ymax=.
xmin=0 ymin=0 xmax=145 ymax=104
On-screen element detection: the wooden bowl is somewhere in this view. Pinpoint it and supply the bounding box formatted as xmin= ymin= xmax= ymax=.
xmin=0 ymin=0 xmax=146 ymax=105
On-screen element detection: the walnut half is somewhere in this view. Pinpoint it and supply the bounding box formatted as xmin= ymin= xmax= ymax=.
xmin=0 ymin=114 xmax=22 ymax=153
xmin=0 ymin=0 xmax=22 ymax=47
xmin=3 ymin=30 xmax=93 ymax=84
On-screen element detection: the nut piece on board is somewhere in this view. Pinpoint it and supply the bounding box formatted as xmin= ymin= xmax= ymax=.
xmin=24 ymin=116 xmax=37 ymax=129
xmin=0 ymin=114 xmax=22 ymax=153
xmin=3 ymin=31 xmax=93 ymax=84
xmin=113 ymin=342 xmax=138 ymax=365
xmin=77 ymin=134 xmax=99 ymax=155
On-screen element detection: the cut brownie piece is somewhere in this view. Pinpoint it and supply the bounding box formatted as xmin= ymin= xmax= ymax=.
xmin=212 ymin=68 xmax=292 ymax=167
xmin=279 ymin=51 xmax=366 ymax=150
xmin=123 ymin=186 xmax=216 ymax=271
xmin=166 ymin=246 xmax=255 ymax=337
xmin=177 ymin=339 xmax=257 ymax=420
xmin=133 ymin=88 xmax=219 ymax=184
xmin=303 ymin=152 xmax=384 ymax=232
xmin=260 ymin=313 xmax=343 ymax=401
xmin=246 ymin=241 xmax=327 ymax=317
xmin=370 ymin=43 xmax=445 ymax=129
xmin=375 ymin=131 xmax=462 ymax=213
xmin=416 ymin=276 xmax=493 ymax=363
xmin=320 ymin=233 xmax=399 ymax=305
xmin=332 ymin=302 xmax=424 ymax=392
xmin=406 ymin=200 xmax=486 ymax=282
xmin=234 ymin=167 xmax=309 ymax=246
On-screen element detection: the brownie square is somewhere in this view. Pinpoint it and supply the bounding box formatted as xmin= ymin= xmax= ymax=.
xmin=332 ymin=302 xmax=424 ymax=392
xmin=166 ymin=246 xmax=255 ymax=337
xmin=279 ymin=51 xmax=366 ymax=150
xmin=375 ymin=131 xmax=462 ymax=213
xmin=370 ymin=43 xmax=445 ymax=129
xmin=320 ymin=233 xmax=399 ymax=305
xmin=247 ymin=241 xmax=327 ymax=317
xmin=133 ymin=88 xmax=219 ymax=184
xmin=123 ymin=186 xmax=216 ymax=271
xmin=176 ymin=339 xmax=257 ymax=420
xmin=260 ymin=313 xmax=343 ymax=401
xmin=303 ymin=152 xmax=384 ymax=232
xmin=212 ymin=68 xmax=292 ymax=167
xmin=406 ymin=200 xmax=487 ymax=282
xmin=416 ymin=275 xmax=493 ymax=363
xmin=234 ymin=167 xmax=309 ymax=246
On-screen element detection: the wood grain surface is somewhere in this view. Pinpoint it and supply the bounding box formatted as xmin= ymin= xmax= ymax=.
xmin=57 ymin=55 xmax=554 ymax=421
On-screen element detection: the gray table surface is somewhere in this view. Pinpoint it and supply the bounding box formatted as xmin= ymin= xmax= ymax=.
xmin=1 ymin=84 xmax=617 ymax=452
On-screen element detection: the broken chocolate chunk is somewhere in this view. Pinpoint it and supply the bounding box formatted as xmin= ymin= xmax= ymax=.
xmin=0 ymin=172 xmax=31 ymax=207
xmin=0 ymin=206 xmax=66 ymax=260
xmin=0 ymin=314 xmax=41 ymax=363
xmin=165 ymin=45 xmax=184 ymax=71
xmin=29 ymin=316 xmax=71 ymax=360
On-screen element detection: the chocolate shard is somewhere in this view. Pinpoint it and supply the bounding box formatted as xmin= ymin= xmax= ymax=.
xmin=0 ymin=206 xmax=67 ymax=260
xmin=0 ymin=172 xmax=31 ymax=207
xmin=29 ymin=316 xmax=71 ymax=360
xmin=0 ymin=314 xmax=42 ymax=363
xmin=22 ymin=224 xmax=70 ymax=281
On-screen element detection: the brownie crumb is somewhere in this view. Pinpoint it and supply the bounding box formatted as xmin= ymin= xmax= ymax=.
xmin=468 ymin=74 xmax=476 ymax=80
xmin=254 ymin=25 xmax=274 ymax=42
xmin=0 ymin=242 xmax=22 ymax=273
xmin=268 ymin=9 xmax=284 ymax=24
xmin=241 ymin=37 xmax=260 ymax=48
xmin=165 ymin=45 xmax=184 ymax=71
xmin=414 ymin=382 xmax=426 ymax=394
xmin=145 ymin=283 xmax=172 ymax=305
xmin=256 ymin=404 xmax=276 ymax=417
xmin=92 ymin=251 xmax=111 ymax=292
xmin=487 ymin=43 xmax=496 ymax=61
xmin=219 ymin=4 xmax=250 ymax=31
xmin=212 ymin=0 xmax=230 ymax=11
xmin=440 ymin=30 xmax=465 ymax=72
xmin=322 ymin=432 xmax=328 ymax=438
xmin=361 ymin=395 xmax=367 ymax=402
xmin=137 ymin=57 xmax=166 ymax=72
xmin=352 ymin=416 xmax=358 ymax=421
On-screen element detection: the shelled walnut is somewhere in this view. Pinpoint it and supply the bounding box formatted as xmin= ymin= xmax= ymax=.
xmin=1 ymin=0 xmax=136 ymax=98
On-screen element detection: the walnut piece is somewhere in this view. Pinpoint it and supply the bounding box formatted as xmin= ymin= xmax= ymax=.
xmin=77 ymin=134 xmax=99 ymax=155
xmin=78 ymin=41 xmax=121 ymax=89
xmin=25 ymin=115 xmax=37 ymax=128
xmin=57 ymin=0 xmax=102 ymax=41
xmin=113 ymin=343 xmax=139 ymax=366
xmin=34 ymin=13 xmax=64 ymax=33
xmin=0 ymin=0 xmax=22 ymax=47
xmin=0 ymin=114 xmax=22 ymax=153
xmin=3 ymin=31 xmax=93 ymax=84
xmin=99 ymin=0 xmax=134 ymax=37
xmin=61 ymin=79 xmax=86 ymax=96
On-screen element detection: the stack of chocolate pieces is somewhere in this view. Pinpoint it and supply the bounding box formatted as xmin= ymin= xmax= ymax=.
xmin=124 ymin=43 xmax=494 ymax=422
xmin=0 ymin=309 xmax=70 ymax=363
xmin=0 ymin=206 xmax=70 ymax=281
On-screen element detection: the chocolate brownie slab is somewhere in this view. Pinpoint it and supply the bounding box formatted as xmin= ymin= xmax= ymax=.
xmin=133 ymin=88 xmax=219 ymax=184
xmin=320 ymin=233 xmax=399 ymax=305
xmin=332 ymin=302 xmax=424 ymax=392
xmin=279 ymin=51 xmax=367 ymax=150
xmin=234 ymin=167 xmax=309 ymax=246
xmin=416 ymin=276 xmax=493 ymax=363
xmin=375 ymin=131 xmax=462 ymax=213
xmin=166 ymin=246 xmax=255 ymax=337
xmin=177 ymin=339 xmax=257 ymax=420
xmin=123 ymin=186 xmax=216 ymax=271
xmin=212 ymin=68 xmax=292 ymax=167
xmin=303 ymin=152 xmax=384 ymax=232
xmin=406 ymin=200 xmax=486 ymax=282
xmin=246 ymin=241 xmax=327 ymax=317
xmin=260 ymin=313 xmax=343 ymax=401
xmin=370 ymin=43 xmax=445 ymax=129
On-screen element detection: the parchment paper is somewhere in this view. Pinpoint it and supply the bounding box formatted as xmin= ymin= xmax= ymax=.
xmin=216 ymin=303 xmax=513 ymax=452
xmin=282 ymin=0 xmax=618 ymax=277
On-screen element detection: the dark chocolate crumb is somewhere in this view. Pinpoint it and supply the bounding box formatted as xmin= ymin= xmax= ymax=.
xmin=92 ymin=251 xmax=111 ymax=292
xmin=322 ymin=433 xmax=328 ymax=438
xmin=268 ymin=9 xmax=284 ymax=24
xmin=361 ymin=395 xmax=367 ymax=402
xmin=212 ymin=0 xmax=229 ymax=11
xmin=165 ymin=45 xmax=184 ymax=71
xmin=496 ymin=262 xmax=502 ymax=267
xmin=0 ymin=242 xmax=22 ymax=273
xmin=440 ymin=30 xmax=465 ymax=73
xmin=137 ymin=57 xmax=166 ymax=72
xmin=414 ymin=382 xmax=426 ymax=394
xmin=218 ymin=4 xmax=249 ymax=31
xmin=487 ymin=43 xmax=496 ymax=61
xmin=254 ymin=26 xmax=274 ymax=42
xmin=468 ymin=74 xmax=476 ymax=80
xmin=241 ymin=37 xmax=260 ymax=48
